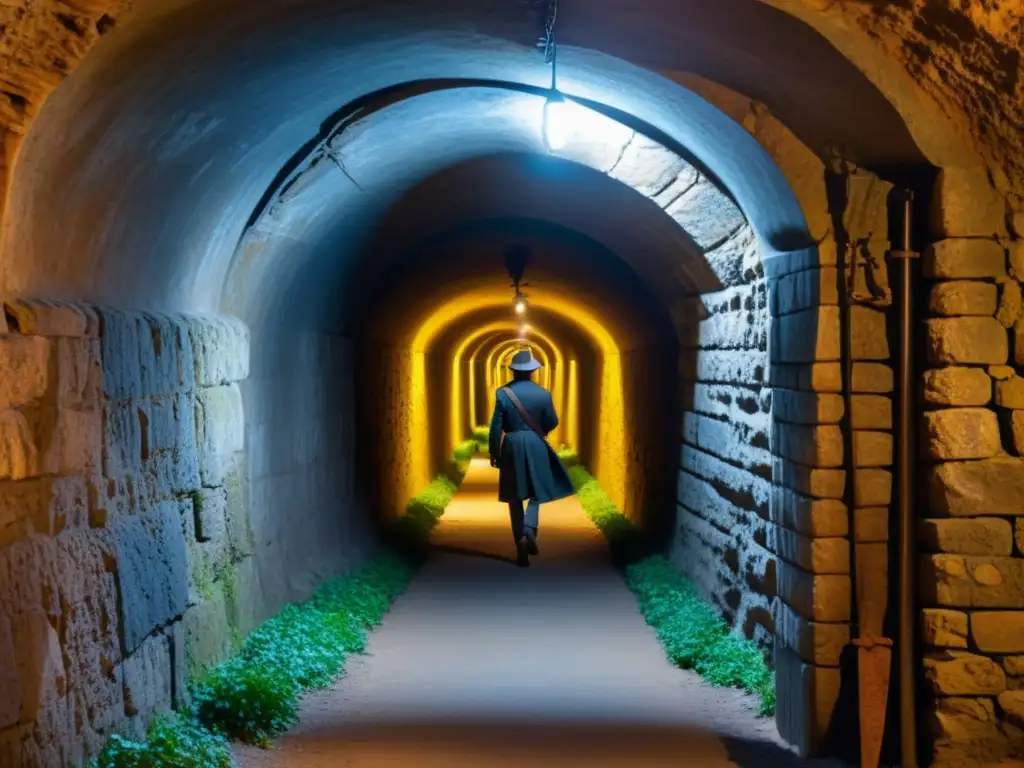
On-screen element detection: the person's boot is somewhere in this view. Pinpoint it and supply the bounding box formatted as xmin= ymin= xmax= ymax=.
xmin=516 ymin=537 xmax=530 ymax=567
xmin=525 ymin=532 xmax=539 ymax=556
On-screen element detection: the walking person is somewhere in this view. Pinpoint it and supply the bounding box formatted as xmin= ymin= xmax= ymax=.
xmin=487 ymin=348 xmax=575 ymax=567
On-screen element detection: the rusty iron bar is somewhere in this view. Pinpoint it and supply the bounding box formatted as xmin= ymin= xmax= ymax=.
xmin=888 ymin=189 xmax=919 ymax=768
xmin=841 ymin=176 xmax=910 ymax=768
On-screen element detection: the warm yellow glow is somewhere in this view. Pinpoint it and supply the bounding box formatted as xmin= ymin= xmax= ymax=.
xmin=486 ymin=340 xmax=550 ymax=400
xmin=405 ymin=351 xmax=430 ymax=507
xmin=464 ymin=330 xmax=506 ymax=430
xmin=450 ymin=322 xmax=562 ymax=452
xmin=566 ymin=357 xmax=579 ymax=451
xmin=409 ymin=288 xmax=627 ymax=512
xmin=410 ymin=289 xmax=617 ymax=356
xmin=514 ymin=299 xmax=527 ymax=315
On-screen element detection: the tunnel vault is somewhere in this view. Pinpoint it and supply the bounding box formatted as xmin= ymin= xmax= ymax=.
xmin=0 ymin=2 xmax=1021 ymax=767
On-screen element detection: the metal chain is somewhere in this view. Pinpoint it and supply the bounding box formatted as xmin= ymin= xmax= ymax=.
xmin=536 ymin=0 xmax=559 ymax=65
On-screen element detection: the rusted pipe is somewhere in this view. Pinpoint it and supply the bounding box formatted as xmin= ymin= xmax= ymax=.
xmin=890 ymin=189 xmax=918 ymax=768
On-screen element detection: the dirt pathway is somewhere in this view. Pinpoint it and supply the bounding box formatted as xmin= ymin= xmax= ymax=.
xmin=236 ymin=459 xmax=817 ymax=767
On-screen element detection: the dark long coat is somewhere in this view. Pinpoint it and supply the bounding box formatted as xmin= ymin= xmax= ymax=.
xmin=487 ymin=380 xmax=575 ymax=504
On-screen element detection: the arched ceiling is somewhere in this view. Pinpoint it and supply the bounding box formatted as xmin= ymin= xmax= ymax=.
xmin=368 ymin=227 xmax=674 ymax=355
xmin=2 ymin=0 xmax=968 ymax=324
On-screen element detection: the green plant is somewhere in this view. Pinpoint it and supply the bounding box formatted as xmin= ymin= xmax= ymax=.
xmin=89 ymin=713 xmax=235 ymax=768
xmin=557 ymin=446 xmax=580 ymax=468
xmin=188 ymin=552 xmax=415 ymax=746
xmin=471 ymin=425 xmax=489 ymax=452
xmin=570 ymin=464 xmax=775 ymax=717
xmin=389 ymin=437 xmax=476 ymax=558
xmin=190 ymin=657 xmax=299 ymax=746
xmin=567 ymin=465 xmax=652 ymax=567
xmin=94 ymin=443 xmax=458 ymax=760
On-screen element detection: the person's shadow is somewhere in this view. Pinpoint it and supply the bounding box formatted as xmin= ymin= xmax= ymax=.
xmin=429 ymin=542 xmax=518 ymax=565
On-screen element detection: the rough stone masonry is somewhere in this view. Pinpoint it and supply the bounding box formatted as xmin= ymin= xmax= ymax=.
xmin=0 ymin=299 xmax=249 ymax=767
xmin=919 ymin=167 xmax=1024 ymax=768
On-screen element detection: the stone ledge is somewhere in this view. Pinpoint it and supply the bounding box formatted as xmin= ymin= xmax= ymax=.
xmin=2 ymin=299 xmax=99 ymax=338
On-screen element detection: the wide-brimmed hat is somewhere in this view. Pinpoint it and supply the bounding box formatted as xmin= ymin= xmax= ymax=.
xmin=508 ymin=348 xmax=543 ymax=372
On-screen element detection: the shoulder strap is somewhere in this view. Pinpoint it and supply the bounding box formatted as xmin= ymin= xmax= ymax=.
xmin=501 ymin=386 xmax=546 ymax=440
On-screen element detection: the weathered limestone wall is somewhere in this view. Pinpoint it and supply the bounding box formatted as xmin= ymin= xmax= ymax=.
xmin=619 ymin=344 xmax=674 ymax=534
xmin=240 ymin=327 xmax=372 ymax=631
xmin=918 ymin=168 xmax=1024 ymax=768
xmin=673 ymin=225 xmax=777 ymax=650
xmin=356 ymin=341 xmax=421 ymax=522
xmin=0 ymin=300 xmax=249 ymax=766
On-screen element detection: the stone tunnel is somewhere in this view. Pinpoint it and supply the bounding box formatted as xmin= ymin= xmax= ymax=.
xmin=0 ymin=1 xmax=1022 ymax=766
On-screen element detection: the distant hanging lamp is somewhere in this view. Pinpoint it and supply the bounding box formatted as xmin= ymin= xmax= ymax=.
xmin=505 ymin=244 xmax=531 ymax=317
xmin=538 ymin=0 xmax=570 ymax=152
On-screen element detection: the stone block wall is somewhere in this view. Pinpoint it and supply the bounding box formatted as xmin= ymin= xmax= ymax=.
xmin=918 ymin=167 xmax=1024 ymax=767
xmin=672 ymin=225 xmax=777 ymax=651
xmin=768 ymin=170 xmax=896 ymax=757
xmin=240 ymin=327 xmax=371 ymax=631
xmin=671 ymin=169 xmax=899 ymax=757
xmin=0 ymin=300 xmax=250 ymax=766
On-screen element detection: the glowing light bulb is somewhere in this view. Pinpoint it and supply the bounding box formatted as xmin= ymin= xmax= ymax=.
xmin=514 ymin=299 xmax=527 ymax=315
xmin=542 ymin=92 xmax=570 ymax=152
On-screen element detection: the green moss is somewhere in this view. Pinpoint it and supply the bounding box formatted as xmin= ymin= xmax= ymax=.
xmin=189 ymin=552 xmax=414 ymax=746
xmin=388 ymin=436 xmax=476 ymax=559
xmin=557 ymin=446 xmax=580 ymax=468
xmin=89 ymin=713 xmax=235 ymax=768
xmin=193 ymin=564 xmax=216 ymax=603
xmin=569 ymin=463 xmax=775 ymax=717
xmin=94 ymin=436 xmax=467 ymax=759
xmin=95 ymin=552 xmax=414 ymax=757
